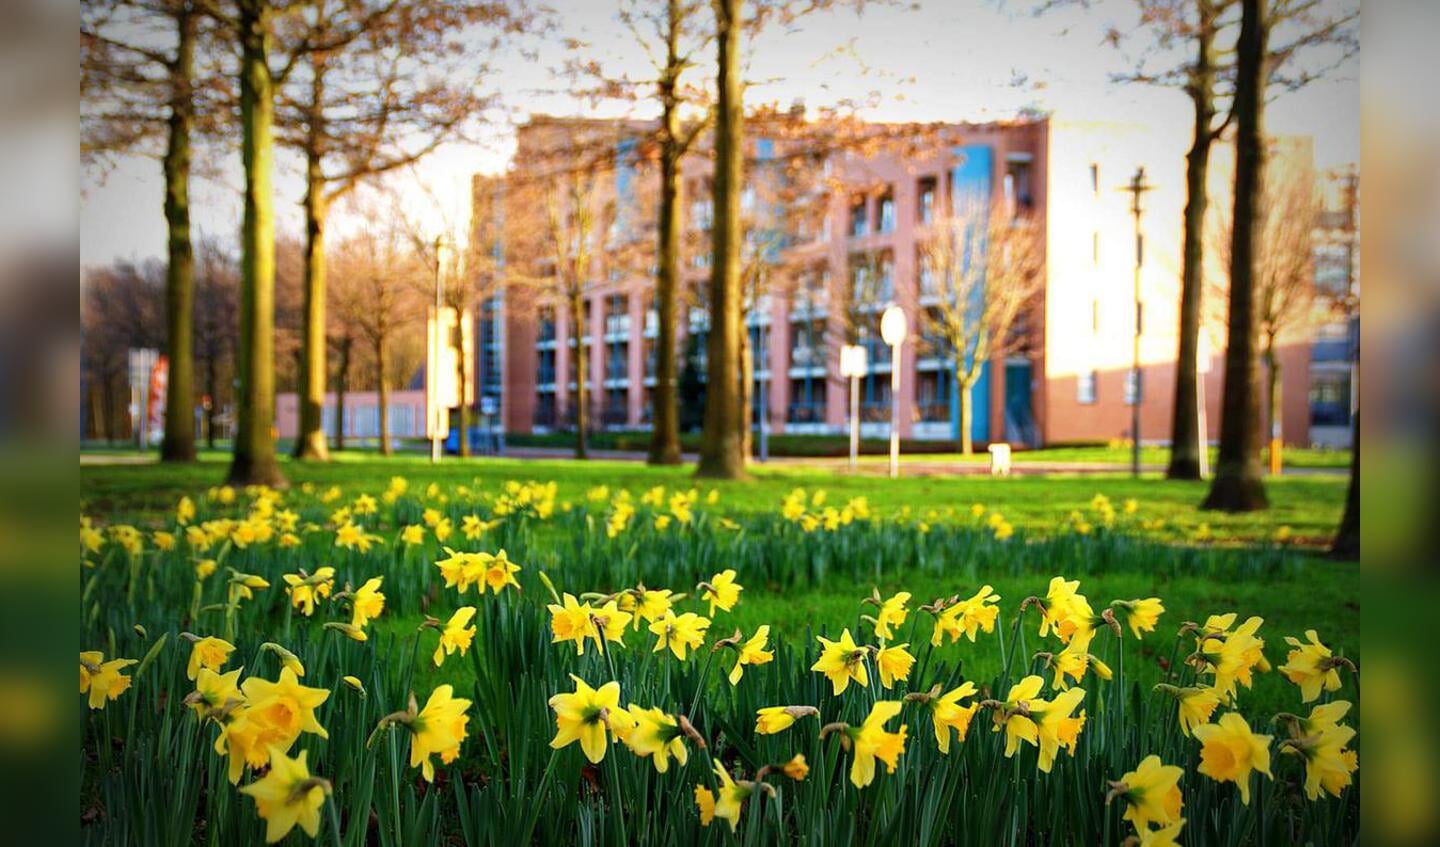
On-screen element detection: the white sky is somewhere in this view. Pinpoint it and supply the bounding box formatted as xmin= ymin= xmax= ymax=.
xmin=79 ymin=0 xmax=1359 ymax=268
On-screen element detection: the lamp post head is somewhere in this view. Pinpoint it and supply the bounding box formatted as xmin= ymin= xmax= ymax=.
xmin=840 ymin=344 xmax=868 ymax=378
xmin=880 ymin=304 xmax=908 ymax=347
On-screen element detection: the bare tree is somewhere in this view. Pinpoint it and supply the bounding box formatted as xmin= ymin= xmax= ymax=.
xmin=194 ymin=237 xmax=240 ymax=447
xmin=1069 ymin=0 xmax=1357 ymax=479
xmin=328 ymin=195 xmax=423 ymax=456
xmin=918 ymin=201 xmax=1044 ymax=456
xmin=81 ymin=261 xmax=167 ymax=443
xmin=82 ymin=0 xmax=223 ymax=462
xmin=502 ymin=153 xmax=609 ymax=459
xmin=279 ymin=0 xmax=526 ymax=462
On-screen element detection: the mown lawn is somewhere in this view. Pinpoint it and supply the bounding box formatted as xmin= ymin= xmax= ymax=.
xmin=81 ymin=451 xmax=1347 ymax=546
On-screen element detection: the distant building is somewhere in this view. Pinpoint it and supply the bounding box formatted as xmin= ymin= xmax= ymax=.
xmin=1307 ymin=166 xmax=1358 ymax=448
xmin=281 ymin=113 xmax=1341 ymax=452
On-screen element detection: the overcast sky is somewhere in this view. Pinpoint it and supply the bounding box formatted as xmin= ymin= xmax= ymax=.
xmin=79 ymin=0 xmax=1359 ymax=269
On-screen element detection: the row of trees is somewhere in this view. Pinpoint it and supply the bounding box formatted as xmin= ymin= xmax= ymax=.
xmin=82 ymin=0 xmax=526 ymax=484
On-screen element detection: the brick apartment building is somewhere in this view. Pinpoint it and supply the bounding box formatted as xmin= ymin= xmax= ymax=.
xmin=459 ymin=111 xmax=1322 ymax=451
xmin=275 ymin=112 xmax=1331 ymax=452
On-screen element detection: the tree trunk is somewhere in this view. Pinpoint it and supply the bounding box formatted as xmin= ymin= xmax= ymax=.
xmin=227 ymin=0 xmax=286 ymax=488
xmin=1265 ymin=335 xmax=1281 ymax=451
xmin=294 ymin=74 xmax=330 ymax=461
xmin=376 ymin=334 xmax=391 ymax=457
xmin=1203 ymin=0 xmax=1268 ymax=512
xmin=160 ymin=4 xmax=197 ymax=463
xmin=334 ymin=336 xmax=351 ymax=451
xmin=1330 ymin=411 xmax=1358 ymax=559
xmin=1167 ymin=0 xmax=1215 ymax=481
xmin=102 ymin=373 xmax=117 ymax=445
xmin=455 ymin=317 xmax=470 ymax=457
xmin=648 ymin=0 xmax=684 ymax=466
xmin=740 ymin=323 xmax=753 ymax=461
xmin=696 ymin=0 xmax=745 ymax=479
xmin=570 ymin=292 xmax=588 ymax=459
xmin=957 ymin=369 xmax=975 ymax=456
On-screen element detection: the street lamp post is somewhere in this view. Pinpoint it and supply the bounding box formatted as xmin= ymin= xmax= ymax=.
xmin=430 ymin=235 xmax=450 ymax=464
xmin=880 ymin=304 xmax=908 ymax=479
xmin=839 ymin=344 xmax=868 ymax=471
xmin=1123 ymin=167 xmax=1152 ymax=479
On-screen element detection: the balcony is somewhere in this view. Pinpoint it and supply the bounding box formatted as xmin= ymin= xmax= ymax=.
xmin=917 ymin=400 xmax=949 ymax=423
xmin=790 ymin=345 xmax=826 ymax=370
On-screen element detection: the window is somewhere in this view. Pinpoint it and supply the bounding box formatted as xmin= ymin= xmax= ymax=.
xmin=917 ymin=177 xmax=937 ymax=225
xmin=1077 ymin=371 xmax=1097 ymax=404
xmin=538 ymin=305 xmax=556 ymax=343
xmin=1124 ymin=369 xmax=1141 ymax=406
xmin=876 ymin=188 xmax=895 ymax=233
xmin=1004 ymin=158 xmax=1034 ymax=218
xmin=916 ymin=371 xmax=951 ymax=422
xmin=1309 ymin=372 xmax=1352 ymax=427
xmin=787 ymin=376 xmax=827 ymax=423
xmin=537 ymin=349 xmax=557 ymax=385
xmin=918 ymin=253 xmax=937 ymax=298
xmin=849 ymin=197 xmax=867 ymax=238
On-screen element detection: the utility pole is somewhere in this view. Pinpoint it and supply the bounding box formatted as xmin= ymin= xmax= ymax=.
xmin=1124 ymin=167 xmax=1152 ymax=478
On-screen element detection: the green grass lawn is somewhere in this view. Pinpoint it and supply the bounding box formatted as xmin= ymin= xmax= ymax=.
xmin=82 ymin=450 xmax=1347 ymax=546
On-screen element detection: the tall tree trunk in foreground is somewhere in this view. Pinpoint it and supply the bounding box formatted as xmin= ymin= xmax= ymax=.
xmin=696 ymin=0 xmax=745 ymax=479
xmin=294 ymin=61 xmax=331 ymax=461
xmin=1167 ymin=0 xmax=1217 ymax=481
xmin=1203 ymin=0 xmax=1268 ymax=511
xmin=227 ymin=0 xmax=286 ymax=487
xmin=160 ymin=3 xmax=197 ymax=462
xmin=648 ymin=0 xmax=685 ymax=466
xmin=1330 ymin=412 xmax=1358 ymax=559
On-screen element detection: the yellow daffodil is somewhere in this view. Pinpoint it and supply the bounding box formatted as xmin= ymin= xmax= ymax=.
xmin=422 ymin=509 xmax=442 ymax=527
xmin=846 ymin=701 xmax=908 ymax=788
xmin=238 ymin=745 xmax=330 ymax=843
xmin=408 ymin=685 xmax=472 ymax=781
xmin=184 ymin=635 xmax=236 ymax=681
xmin=930 ymin=682 xmax=979 ymax=754
xmin=872 ymin=591 xmax=910 ymax=640
xmin=700 ymin=569 xmax=742 ymax=616
xmin=434 ymin=517 xmax=453 ymax=541
xmin=1154 ymin=684 xmax=1220 ymax=737
xmin=1284 ymin=719 xmax=1357 ymax=800
xmin=260 ymin=642 xmax=306 ymax=677
xmin=341 ymin=675 xmax=366 ymax=696
xmin=433 ymin=607 xmax=478 ymax=667
xmin=79 ymin=651 xmax=136 ymax=709
xmin=755 ymin=705 xmax=817 ymax=735
xmin=694 ymin=784 xmax=716 ymax=826
xmin=710 ymin=761 xmax=754 ymax=831
xmin=483 ymin=549 xmax=522 ymax=594
xmin=400 ymin=524 xmax=425 ymax=545
xmin=281 ymin=567 xmax=335 ymax=617
xmin=195 ymin=558 xmax=217 ymax=580
xmin=993 ymin=675 xmax=1044 ymax=758
xmin=1032 ymin=688 xmax=1087 ymax=772
xmin=811 ymin=628 xmax=869 ymax=695
xmin=1197 ymin=616 xmax=1266 ymax=702
xmin=187 ymin=667 xmax=244 ymax=719
xmin=592 ymin=600 xmax=633 ymax=649
xmin=631 ymin=587 xmax=675 ymax=629
xmin=549 ymin=593 xmax=598 ymax=655
xmin=622 ymin=705 xmax=689 ymax=773
xmin=240 ymin=667 xmax=331 ymax=744
xmin=1278 ymin=630 xmax=1344 ymax=703
xmin=875 ymin=643 xmax=916 ymax=689
xmin=1037 ymin=576 xmax=1096 ymax=643
xmin=648 ymin=610 xmax=710 ymax=660
xmin=783 ymin=753 xmax=809 ymax=780
xmin=548 ymin=675 xmax=622 ymax=763
xmin=176 ymin=495 xmax=196 ymax=525
xmin=152 ymin=530 xmax=176 ymax=551
xmin=1113 ymin=598 xmax=1165 ymax=639
xmin=727 ymin=625 xmax=774 ymax=684
xmin=350 ymin=577 xmax=385 ymax=628
xmin=1136 ymin=819 xmax=1185 ymax=847
xmin=1048 ymin=628 xmax=1096 ymax=691
xmin=1193 ymin=712 xmax=1272 ymax=804
xmin=1112 ymin=755 xmax=1184 ymax=831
